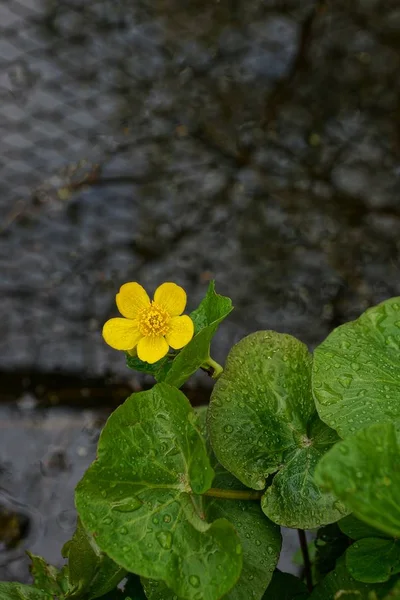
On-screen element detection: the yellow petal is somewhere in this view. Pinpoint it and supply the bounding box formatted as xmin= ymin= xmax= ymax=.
xmin=116 ymin=282 xmax=150 ymax=319
xmin=166 ymin=315 xmax=194 ymax=349
xmin=154 ymin=282 xmax=186 ymax=316
xmin=137 ymin=336 xmax=169 ymax=364
xmin=102 ymin=318 xmax=142 ymax=351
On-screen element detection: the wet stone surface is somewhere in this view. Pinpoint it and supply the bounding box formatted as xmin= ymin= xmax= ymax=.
xmin=0 ymin=0 xmax=400 ymax=584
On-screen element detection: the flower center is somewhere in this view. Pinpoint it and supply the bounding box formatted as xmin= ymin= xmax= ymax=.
xmin=138 ymin=302 xmax=170 ymax=337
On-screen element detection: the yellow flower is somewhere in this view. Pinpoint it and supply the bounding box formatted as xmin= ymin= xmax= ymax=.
xmin=102 ymin=282 xmax=194 ymax=364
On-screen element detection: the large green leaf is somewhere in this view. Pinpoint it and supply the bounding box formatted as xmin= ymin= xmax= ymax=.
xmin=208 ymin=332 xmax=347 ymax=529
xmin=159 ymin=281 xmax=233 ymax=388
xmin=75 ymin=384 xmax=242 ymax=600
xmin=308 ymin=557 xmax=396 ymax=600
xmin=62 ymin=519 xmax=126 ymax=599
xmin=316 ymin=422 xmax=400 ymax=538
xmin=262 ymin=571 xmax=308 ymax=600
xmin=312 ymin=297 xmax=400 ymax=438
xmin=141 ymin=405 xmax=281 ymax=600
xmin=203 ymin=425 xmax=281 ymax=600
xmin=0 ymin=584 xmax=52 ymax=600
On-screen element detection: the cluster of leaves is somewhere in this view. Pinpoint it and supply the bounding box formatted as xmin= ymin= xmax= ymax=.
xmin=2 ymin=285 xmax=400 ymax=600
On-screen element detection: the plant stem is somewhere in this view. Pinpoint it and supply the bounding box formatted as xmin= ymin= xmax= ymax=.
xmin=201 ymin=357 xmax=223 ymax=379
xmin=202 ymin=488 xmax=263 ymax=500
xmin=298 ymin=529 xmax=313 ymax=592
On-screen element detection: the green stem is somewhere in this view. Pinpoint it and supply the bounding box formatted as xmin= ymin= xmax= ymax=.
xmin=201 ymin=357 xmax=223 ymax=379
xmin=202 ymin=488 xmax=263 ymax=501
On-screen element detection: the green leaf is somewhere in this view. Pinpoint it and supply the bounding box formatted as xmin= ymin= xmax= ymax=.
xmin=160 ymin=282 xmax=233 ymax=388
xmin=63 ymin=518 xmax=126 ymax=599
xmin=0 ymin=584 xmax=52 ymax=600
xmin=346 ymin=538 xmax=400 ymax=583
xmin=315 ymin=422 xmax=400 ymax=538
xmin=190 ymin=281 xmax=232 ymax=335
xmin=339 ymin=515 xmax=387 ymax=540
xmin=208 ymin=332 xmax=347 ymax=529
xmin=75 ymin=383 xmax=242 ymax=600
xmin=204 ymin=443 xmax=281 ymax=600
xmin=312 ymin=297 xmax=400 ymax=438
xmin=144 ymin=406 xmax=282 ymax=600
xmin=262 ymin=571 xmax=308 ymax=600
xmin=28 ymin=552 xmax=68 ymax=596
xmin=308 ymin=557 xmax=396 ymax=600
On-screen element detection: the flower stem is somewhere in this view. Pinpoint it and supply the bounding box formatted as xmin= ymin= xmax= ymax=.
xmin=202 ymin=488 xmax=263 ymax=501
xmin=298 ymin=529 xmax=313 ymax=592
xmin=201 ymin=357 xmax=223 ymax=379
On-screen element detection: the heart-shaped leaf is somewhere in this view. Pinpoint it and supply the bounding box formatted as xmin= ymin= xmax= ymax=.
xmin=208 ymin=332 xmax=347 ymax=528
xmin=312 ymin=297 xmax=400 ymax=438
xmin=316 ymin=422 xmax=400 ymax=538
xmin=75 ymin=383 xmax=242 ymax=600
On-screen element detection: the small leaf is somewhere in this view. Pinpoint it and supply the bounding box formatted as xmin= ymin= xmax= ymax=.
xmin=76 ymin=384 xmax=242 ymax=600
xmin=308 ymin=557 xmax=396 ymax=599
xmin=208 ymin=332 xmax=347 ymax=529
xmin=160 ymin=282 xmax=233 ymax=388
xmin=346 ymin=537 xmax=400 ymax=583
xmin=315 ymin=422 xmax=400 ymax=538
xmin=28 ymin=552 xmax=67 ymax=596
xmin=312 ymin=297 xmax=400 ymax=437
xmin=63 ymin=518 xmax=126 ymax=599
xmin=190 ymin=281 xmax=232 ymax=335
xmin=262 ymin=571 xmax=308 ymax=600
xmin=0 ymin=583 xmax=52 ymax=600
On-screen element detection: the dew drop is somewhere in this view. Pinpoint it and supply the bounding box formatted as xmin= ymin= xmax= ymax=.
xmin=152 ymin=516 xmax=159 ymax=525
xmin=267 ymin=546 xmax=274 ymax=554
xmin=156 ymin=531 xmax=173 ymax=550
xmin=163 ymin=514 xmax=172 ymax=523
xmin=120 ymin=526 xmax=128 ymax=535
xmin=112 ymin=496 xmax=142 ymax=513
xmin=255 ymin=540 xmax=261 ymax=546
xmin=189 ymin=575 xmax=200 ymax=588
xmin=224 ymin=424 xmax=233 ymax=433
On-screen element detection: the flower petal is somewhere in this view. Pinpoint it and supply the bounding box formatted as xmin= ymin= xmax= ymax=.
xmin=154 ymin=282 xmax=186 ymax=316
xmin=103 ymin=318 xmax=142 ymax=351
xmin=137 ymin=336 xmax=169 ymax=364
xmin=166 ymin=315 xmax=194 ymax=350
xmin=116 ymin=282 xmax=150 ymax=319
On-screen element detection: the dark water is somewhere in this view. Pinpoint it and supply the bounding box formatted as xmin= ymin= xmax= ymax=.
xmin=1 ymin=0 xmax=400 ymax=582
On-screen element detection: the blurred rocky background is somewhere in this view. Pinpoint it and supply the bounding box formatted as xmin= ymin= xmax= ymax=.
xmin=0 ymin=0 xmax=399 ymax=582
